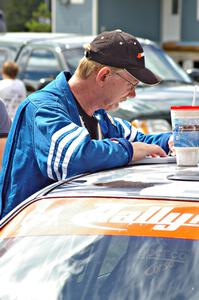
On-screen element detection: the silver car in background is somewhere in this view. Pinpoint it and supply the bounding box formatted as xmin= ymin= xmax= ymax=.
xmin=0 ymin=33 xmax=195 ymax=133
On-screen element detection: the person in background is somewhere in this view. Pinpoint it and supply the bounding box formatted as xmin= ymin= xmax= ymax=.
xmin=0 ymin=98 xmax=11 ymax=168
xmin=0 ymin=61 xmax=26 ymax=119
xmin=0 ymin=30 xmax=173 ymax=219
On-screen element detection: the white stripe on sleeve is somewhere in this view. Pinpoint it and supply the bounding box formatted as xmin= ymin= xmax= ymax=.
xmin=114 ymin=117 xmax=131 ymax=138
xmin=128 ymin=126 xmax=138 ymax=141
xmin=61 ymin=130 xmax=88 ymax=179
xmin=114 ymin=117 xmax=137 ymax=141
xmin=53 ymin=127 xmax=84 ymax=180
xmin=47 ymin=123 xmax=77 ymax=179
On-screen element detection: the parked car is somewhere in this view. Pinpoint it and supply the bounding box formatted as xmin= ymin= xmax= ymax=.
xmin=0 ymin=33 xmax=196 ymax=133
xmin=15 ymin=34 xmax=92 ymax=92
xmin=0 ymin=32 xmax=76 ymax=71
xmin=162 ymin=40 xmax=199 ymax=82
xmin=0 ymin=32 xmax=91 ymax=91
xmin=0 ymin=158 xmax=199 ymax=299
xmin=0 ymin=32 xmax=92 ymax=118
xmin=110 ymin=39 xmax=196 ymax=133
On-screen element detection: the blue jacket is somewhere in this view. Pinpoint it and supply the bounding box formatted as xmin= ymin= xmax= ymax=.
xmin=0 ymin=72 xmax=171 ymax=218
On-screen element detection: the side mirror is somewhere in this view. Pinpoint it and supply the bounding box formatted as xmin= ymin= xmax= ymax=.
xmin=186 ymin=68 xmax=199 ymax=83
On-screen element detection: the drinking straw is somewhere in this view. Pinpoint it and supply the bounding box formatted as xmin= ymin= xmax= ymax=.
xmin=192 ymin=85 xmax=197 ymax=106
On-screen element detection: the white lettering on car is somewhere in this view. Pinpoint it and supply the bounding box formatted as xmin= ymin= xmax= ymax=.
xmin=72 ymin=204 xmax=199 ymax=232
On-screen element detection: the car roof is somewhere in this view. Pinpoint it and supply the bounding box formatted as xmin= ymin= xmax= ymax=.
xmin=40 ymin=158 xmax=199 ymax=202
xmin=0 ymin=32 xmax=76 ymax=43
xmin=31 ymin=35 xmax=155 ymax=47
xmin=31 ymin=34 xmax=94 ymax=49
xmin=1 ymin=159 xmax=199 ymax=222
xmin=0 ymin=32 xmax=92 ymax=65
xmin=0 ymin=32 xmax=154 ymax=49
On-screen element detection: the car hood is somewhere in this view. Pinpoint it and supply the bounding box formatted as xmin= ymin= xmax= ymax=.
xmin=111 ymin=83 xmax=196 ymax=121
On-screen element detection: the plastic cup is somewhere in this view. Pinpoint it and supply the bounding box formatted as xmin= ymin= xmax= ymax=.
xmin=171 ymin=106 xmax=199 ymax=167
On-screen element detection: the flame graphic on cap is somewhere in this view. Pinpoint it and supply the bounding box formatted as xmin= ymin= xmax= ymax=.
xmin=137 ymin=52 xmax=144 ymax=59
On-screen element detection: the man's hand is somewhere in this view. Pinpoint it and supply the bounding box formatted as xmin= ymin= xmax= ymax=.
xmin=132 ymin=142 xmax=167 ymax=161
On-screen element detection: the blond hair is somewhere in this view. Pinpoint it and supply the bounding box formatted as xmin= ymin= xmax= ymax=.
xmin=75 ymin=44 xmax=123 ymax=79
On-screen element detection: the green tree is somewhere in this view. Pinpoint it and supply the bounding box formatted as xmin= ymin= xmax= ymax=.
xmin=26 ymin=2 xmax=51 ymax=32
xmin=4 ymin=0 xmax=42 ymax=32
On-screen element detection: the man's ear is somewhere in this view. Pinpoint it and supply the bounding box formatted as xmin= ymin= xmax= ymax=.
xmin=96 ymin=67 xmax=111 ymax=87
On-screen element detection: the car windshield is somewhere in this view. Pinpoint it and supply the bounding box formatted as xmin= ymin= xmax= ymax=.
xmin=62 ymin=47 xmax=85 ymax=74
xmin=0 ymin=234 xmax=198 ymax=299
xmin=142 ymin=43 xmax=192 ymax=84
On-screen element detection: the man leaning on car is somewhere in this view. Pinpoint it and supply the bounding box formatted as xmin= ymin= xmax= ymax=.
xmin=0 ymin=29 xmax=173 ymax=219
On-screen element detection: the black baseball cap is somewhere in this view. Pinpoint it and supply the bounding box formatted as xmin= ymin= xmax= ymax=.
xmin=85 ymin=29 xmax=159 ymax=85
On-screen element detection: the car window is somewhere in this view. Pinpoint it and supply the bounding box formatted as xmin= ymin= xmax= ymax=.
xmin=0 ymin=49 xmax=6 ymax=72
xmin=19 ymin=48 xmax=61 ymax=81
xmin=0 ymin=234 xmax=198 ymax=299
xmin=62 ymin=47 xmax=85 ymax=74
xmin=0 ymin=48 xmax=12 ymax=72
xmin=143 ymin=43 xmax=192 ymax=83
xmin=0 ymin=45 xmax=19 ymax=71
